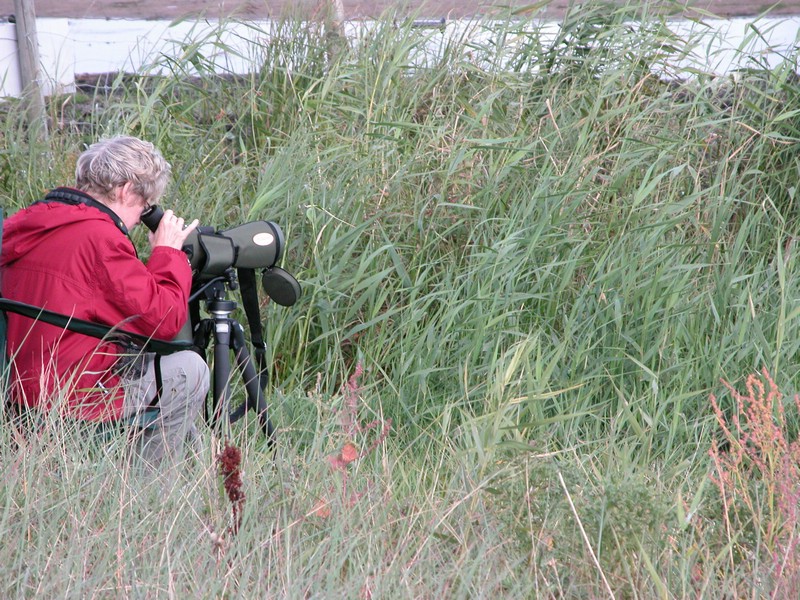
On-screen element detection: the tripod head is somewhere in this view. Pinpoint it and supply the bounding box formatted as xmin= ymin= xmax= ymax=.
xmin=190 ymin=268 xmax=240 ymax=304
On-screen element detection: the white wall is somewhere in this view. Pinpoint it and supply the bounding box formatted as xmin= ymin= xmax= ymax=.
xmin=0 ymin=17 xmax=271 ymax=98
xmin=0 ymin=16 xmax=798 ymax=98
xmin=0 ymin=19 xmax=74 ymax=97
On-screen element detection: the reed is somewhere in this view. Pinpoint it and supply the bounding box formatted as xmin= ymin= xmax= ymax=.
xmin=1 ymin=1 xmax=799 ymax=595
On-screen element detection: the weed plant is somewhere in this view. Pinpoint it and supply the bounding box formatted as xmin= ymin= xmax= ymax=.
xmin=1 ymin=1 xmax=800 ymax=596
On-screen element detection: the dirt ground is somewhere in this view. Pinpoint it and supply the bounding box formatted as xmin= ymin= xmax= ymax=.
xmin=1 ymin=0 xmax=798 ymax=21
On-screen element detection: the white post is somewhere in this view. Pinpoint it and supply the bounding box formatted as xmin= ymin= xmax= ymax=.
xmin=13 ymin=0 xmax=48 ymax=140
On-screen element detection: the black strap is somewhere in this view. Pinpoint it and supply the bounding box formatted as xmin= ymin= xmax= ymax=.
xmin=0 ymin=298 xmax=192 ymax=355
xmin=237 ymin=268 xmax=269 ymax=391
xmin=148 ymin=354 xmax=163 ymax=407
xmin=40 ymin=187 xmax=131 ymax=238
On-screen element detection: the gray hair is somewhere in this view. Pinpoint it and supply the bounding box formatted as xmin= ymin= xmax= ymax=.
xmin=75 ymin=135 xmax=171 ymax=205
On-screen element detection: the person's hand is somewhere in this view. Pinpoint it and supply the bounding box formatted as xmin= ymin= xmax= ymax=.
xmin=148 ymin=209 xmax=199 ymax=250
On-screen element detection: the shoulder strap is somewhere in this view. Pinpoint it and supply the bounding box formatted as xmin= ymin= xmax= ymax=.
xmin=40 ymin=187 xmax=130 ymax=238
xmin=237 ymin=267 xmax=269 ymax=391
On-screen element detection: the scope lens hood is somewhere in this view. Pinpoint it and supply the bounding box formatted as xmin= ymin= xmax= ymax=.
xmin=223 ymin=221 xmax=284 ymax=269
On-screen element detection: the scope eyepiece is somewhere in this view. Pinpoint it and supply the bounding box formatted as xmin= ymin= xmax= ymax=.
xmin=140 ymin=204 xmax=165 ymax=232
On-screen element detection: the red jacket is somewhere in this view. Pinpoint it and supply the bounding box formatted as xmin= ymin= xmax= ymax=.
xmin=1 ymin=189 xmax=192 ymax=421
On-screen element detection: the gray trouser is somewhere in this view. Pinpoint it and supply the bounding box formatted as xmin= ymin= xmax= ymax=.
xmin=120 ymin=350 xmax=209 ymax=468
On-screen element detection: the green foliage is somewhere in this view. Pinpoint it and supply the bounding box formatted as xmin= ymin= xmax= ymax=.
xmin=2 ymin=1 xmax=800 ymax=595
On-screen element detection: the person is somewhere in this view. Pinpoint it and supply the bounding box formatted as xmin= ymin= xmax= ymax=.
xmin=1 ymin=135 xmax=209 ymax=469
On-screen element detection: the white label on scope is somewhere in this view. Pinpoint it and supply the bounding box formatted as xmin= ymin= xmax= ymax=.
xmin=253 ymin=233 xmax=275 ymax=246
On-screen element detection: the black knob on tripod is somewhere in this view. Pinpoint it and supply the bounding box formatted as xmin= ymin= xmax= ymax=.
xmin=207 ymin=299 xmax=237 ymax=314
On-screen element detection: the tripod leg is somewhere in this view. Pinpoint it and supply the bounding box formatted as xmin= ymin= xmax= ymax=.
xmin=229 ymin=321 xmax=275 ymax=442
xmin=211 ymin=319 xmax=233 ymax=429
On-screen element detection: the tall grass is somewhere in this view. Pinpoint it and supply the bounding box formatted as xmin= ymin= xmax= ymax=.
xmin=1 ymin=1 xmax=800 ymax=595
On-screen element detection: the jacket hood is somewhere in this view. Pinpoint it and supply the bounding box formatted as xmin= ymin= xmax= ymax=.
xmin=2 ymin=194 xmax=120 ymax=267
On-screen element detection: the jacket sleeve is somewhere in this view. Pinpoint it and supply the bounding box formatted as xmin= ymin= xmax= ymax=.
xmin=93 ymin=230 xmax=192 ymax=340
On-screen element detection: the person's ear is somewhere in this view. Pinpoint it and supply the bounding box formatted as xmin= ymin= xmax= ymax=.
xmin=120 ymin=181 xmax=140 ymax=206
xmin=112 ymin=182 xmax=128 ymax=203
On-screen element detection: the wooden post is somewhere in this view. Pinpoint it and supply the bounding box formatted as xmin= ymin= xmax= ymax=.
xmin=13 ymin=0 xmax=48 ymax=140
xmin=328 ymin=0 xmax=344 ymax=33
xmin=319 ymin=0 xmax=345 ymax=64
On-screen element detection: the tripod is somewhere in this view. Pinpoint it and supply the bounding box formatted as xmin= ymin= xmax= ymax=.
xmin=188 ymin=270 xmax=275 ymax=442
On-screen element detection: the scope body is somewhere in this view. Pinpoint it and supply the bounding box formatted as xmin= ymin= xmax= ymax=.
xmin=141 ymin=205 xmax=285 ymax=281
